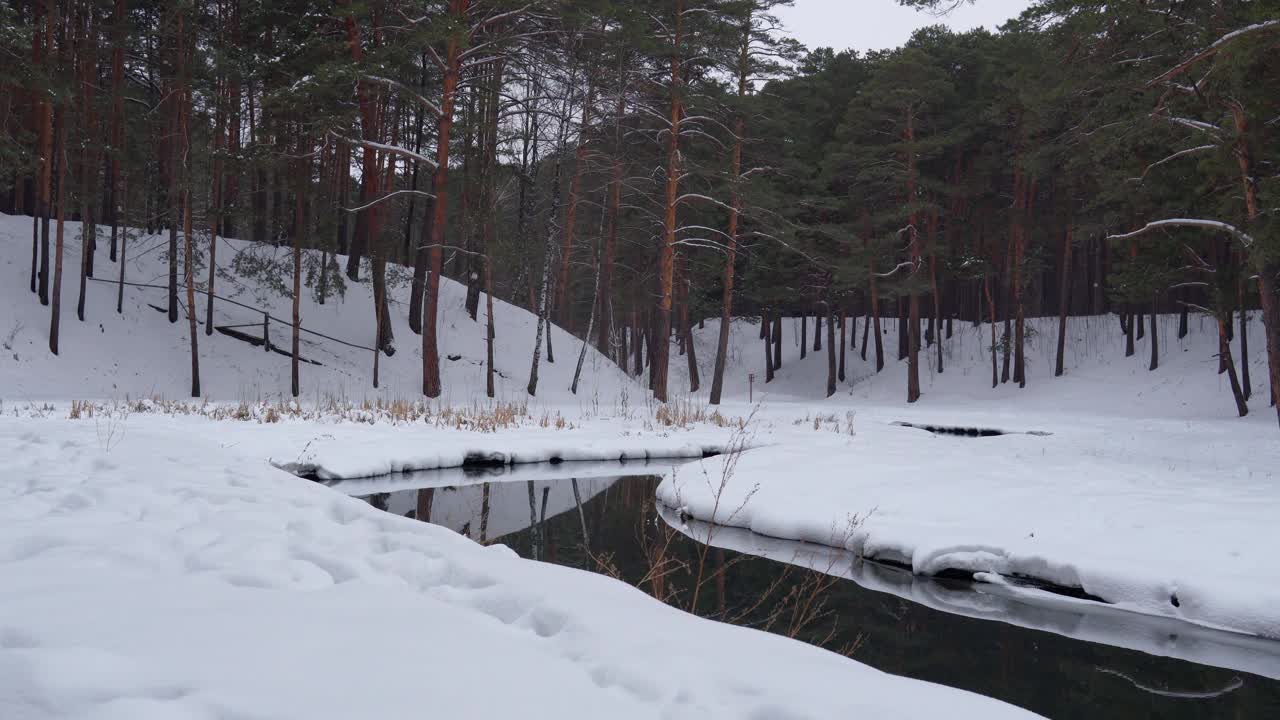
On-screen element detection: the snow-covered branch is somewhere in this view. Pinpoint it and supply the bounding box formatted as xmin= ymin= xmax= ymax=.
xmin=1148 ymin=20 xmax=1280 ymax=86
xmin=330 ymin=132 xmax=439 ymax=169
xmin=344 ymin=190 xmax=437 ymax=213
xmin=1129 ymin=144 xmax=1215 ymax=182
xmin=1108 ymin=219 xmax=1255 ymax=248
xmin=362 ymin=75 xmax=442 ymax=117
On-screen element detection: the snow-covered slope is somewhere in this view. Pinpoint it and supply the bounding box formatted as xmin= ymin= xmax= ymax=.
xmin=672 ymin=312 xmax=1274 ymax=422
xmin=5 ymin=210 xmax=1271 ymax=425
xmin=0 ymin=212 xmax=636 ymax=407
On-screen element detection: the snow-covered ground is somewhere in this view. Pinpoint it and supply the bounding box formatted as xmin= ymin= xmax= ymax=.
xmin=5 ymin=211 xmax=1279 ymax=715
xmin=0 ymin=414 xmax=1039 ymax=720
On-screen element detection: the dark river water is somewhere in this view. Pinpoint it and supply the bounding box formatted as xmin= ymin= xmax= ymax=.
xmin=328 ymin=463 xmax=1280 ymax=720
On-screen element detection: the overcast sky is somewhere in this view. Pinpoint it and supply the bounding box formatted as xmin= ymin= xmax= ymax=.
xmin=775 ymin=0 xmax=1032 ymax=54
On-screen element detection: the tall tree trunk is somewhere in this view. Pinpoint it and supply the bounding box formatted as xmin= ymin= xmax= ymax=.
xmin=1012 ymin=178 xmax=1030 ymax=388
xmin=1125 ymin=308 xmax=1136 ymax=358
xmin=49 ymin=107 xmax=66 ymax=354
xmin=800 ymin=314 xmax=807 ymax=359
xmin=1258 ymin=267 xmax=1280 ymax=414
xmin=292 ymin=145 xmax=306 ymax=398
xmin=1219 ymin=313 xmax=1248 ymax=417
xmin=31 ymin=0 xmax=52 ymax=302
xmin=167 ymin=87 xmax=179 ymax=324
xmin=572 ymin=246 xmax=602 ymax=396
xmin=652 ymin=0 xmax=684 ymax=403
xmin=929 ymin=241 xmax=942 ymax=374
xmin=108 ymin=0 xmax=125 ymax=262
xmin=763 ymin=311 xmax=774 ymax=383
xmin=684 ymin=276 xmax=700 ymax=393
xmin=1055 ymin=228 xmax=1073 ymax=377
xmin=1230 ymin=104 xmax=1280 ymax=423
xmin=905 ymin=108 xmax=921 ymax=403
xmin=556 ymin=81 xmax=595 ymax=330
xmin=527 ymin=129 xmax=564 ymax=397
xmin=861 ymin=307 xmax=870 ymax=361
xmin=116 ymin=169 xmax=128 ymax=314
xmin=826 ymin=306 xmax=837 ymax=398
xmin=985 ymin=274 xmax=998 ymax=388
xmin=486 ymin=255 xmax=496 ymax=398
xmin=1237 ymin=282 xmax=1249 ymax=400
xmin=179 ymin=12 xmax=199 ymax=397
xmin=598 ymin=84 xmax=626 ymax=357
xmin=422 ymin=0 xmax=470 ymax=398
xmin=772 ymin=314 xmax=782 ymax=371
xmin=864 ymin=215 xmax=883 ymax=372
xmin=205 ymin=78 xmax=226 ymax=336
xmin=838 ymin=310 xmax=846 ymax=382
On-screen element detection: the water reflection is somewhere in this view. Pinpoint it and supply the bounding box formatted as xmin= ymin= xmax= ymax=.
xmin=332 ymin=467 xmax=1280 ymax=720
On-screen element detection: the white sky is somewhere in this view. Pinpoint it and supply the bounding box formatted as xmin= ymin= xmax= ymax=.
xmin=775 ymin=0 xmax=1033 ymax=54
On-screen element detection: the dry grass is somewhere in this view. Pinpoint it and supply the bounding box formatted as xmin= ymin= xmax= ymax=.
xmin=653 ymin=397 xmax=746 ymax=430
xmin=58 ymin=393 xmax=751 ymax=436
xmin=794 ymin=411 xmax=856 ymax=436
xmin=57 ymin=395 xmax=540 ymax=432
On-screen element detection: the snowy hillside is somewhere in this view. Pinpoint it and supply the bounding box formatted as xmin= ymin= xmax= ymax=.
xmin=5 ymin=213 xmax=1272 ymax=427
xmin=0 ymin=212 xmax=636 ymax=407
xmin=672 ymin=311 xmax=1274 ymax=422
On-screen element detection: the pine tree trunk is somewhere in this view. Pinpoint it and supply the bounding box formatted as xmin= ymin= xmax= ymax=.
xmin=929 ymin=248 xmax=942 ymax=374
xmin=800 ymin=314 xmax=807 ymax=359
xmin=598 ymin=86 xmax=626 ymax=356
xmin=485 ymin=255 xmax=496 ymax=399
xmin=1253 ymin=265 xmax=1280 ymax=416
xmin=985 ymin=274 xmax=998 ymax=388
xmin=1219 ymin=313 xmax=1248 ymax=417
xmin=1125 ymin=308 xmax=1136 ymax=358
xmin=685 ymin=277 xmax=700 ymax=393
xmin=1055 ymin=228 xmax=1072 ymax=377
xmin=1148 ymin=298 xmax=1159 ymax=372
xmin=291 ymin=150 xmax=305 ymax=398
xmin=205 ymin=80 xmax=226 ymax=336
xmin=772 ymin=314 xmax=782 ymax=371
xmin=898 ymin=298 xmax=909 ymax=362
xmin=652 ymin=0 xmax=684 ymax=403
xmin=49 ymin=106 xmax=67 ymax=355
xmin=838 ymin=311 xmax=847 ymax=382
xmin=179 ymin=12 xmax=199 ymax=398
xmin=422 ymin=0 xmax=470 ymax=398
xmin=556 ymin=82 xmax=595 ymax=330
xmin=116 ymin=169 xmax=128 ymax=314
xmin=860 ymin=308 xmax=870 ymax=362
xmin=166 ymin=77 xmax=180 ymax=324
xmin=826 ymin=306 xmax=837 ymax=398
xmin=763 ymin=311 xmax=774 ymax=383
xmin=108 ymin=0 xmax=125 ymax=262
xmin=1240 ymin=278 xmax=1252 ymax=399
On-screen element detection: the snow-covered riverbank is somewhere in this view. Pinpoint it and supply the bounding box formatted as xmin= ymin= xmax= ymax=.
xmin=658 ymin=401 xmax=1280 ymax=640
xmin=0 ymin=414 xmax=1040 ymax=720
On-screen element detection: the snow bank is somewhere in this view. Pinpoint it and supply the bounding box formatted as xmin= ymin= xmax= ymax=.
xmin=660 ymin=506 xmax=1280 ymax=681
xmin=271 ymin=418 xmax=730 ymax=480
xmin=0 ymin=415 xmax=1040 ymax=719
xmin=657 ymin=405 xmax=1280 ymax=640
